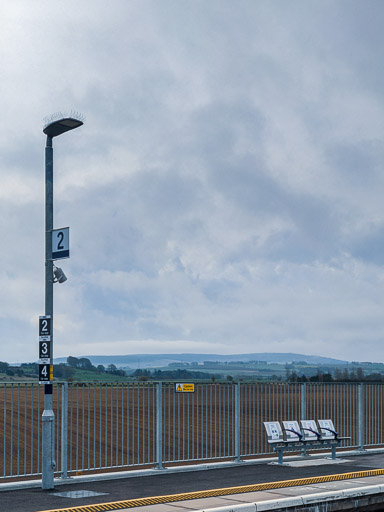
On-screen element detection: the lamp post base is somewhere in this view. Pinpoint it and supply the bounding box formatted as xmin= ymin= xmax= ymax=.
xmin=42 ymin=387 xmax=55 ymax=490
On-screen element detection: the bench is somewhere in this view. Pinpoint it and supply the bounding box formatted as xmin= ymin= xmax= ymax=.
xmin=264 ymin=419 xmax=350 ymax=464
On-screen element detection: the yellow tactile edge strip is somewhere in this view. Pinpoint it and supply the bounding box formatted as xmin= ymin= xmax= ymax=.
xmin=39 ymin=468 xmax=384 ymax=512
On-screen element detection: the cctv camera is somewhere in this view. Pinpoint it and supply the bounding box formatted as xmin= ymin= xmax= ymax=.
xmin=53 ymin=266 xmax=67 ymax=284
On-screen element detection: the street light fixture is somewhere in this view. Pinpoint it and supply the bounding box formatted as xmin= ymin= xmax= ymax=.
xmin=41 ymin=115 xmax=83 ymax=490
xmin=43 ymin=116 xmax=83 ymax=138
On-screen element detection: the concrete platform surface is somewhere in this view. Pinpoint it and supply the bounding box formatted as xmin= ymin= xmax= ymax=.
xmin=2 ymin=453 xmax=384 ymax=512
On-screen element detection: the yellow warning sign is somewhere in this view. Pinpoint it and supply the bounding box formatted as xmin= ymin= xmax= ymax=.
xmin=175 ymin=383 xmax=195 ymax=393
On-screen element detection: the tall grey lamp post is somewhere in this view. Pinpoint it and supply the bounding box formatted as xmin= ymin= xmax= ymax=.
xmin=41 ymin=116 xmax=83 ymax=489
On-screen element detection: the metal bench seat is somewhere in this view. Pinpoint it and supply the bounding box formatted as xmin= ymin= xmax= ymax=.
xmin=264 ymin=419 xmax=350 ymax=464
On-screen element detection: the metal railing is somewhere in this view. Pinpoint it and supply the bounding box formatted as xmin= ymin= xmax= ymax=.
xmin=0 ymin=381 xmax=381 ymax=480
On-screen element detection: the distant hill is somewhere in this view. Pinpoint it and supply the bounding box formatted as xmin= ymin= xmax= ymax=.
xmin=55 ymin=352 xmax=348 ymax=368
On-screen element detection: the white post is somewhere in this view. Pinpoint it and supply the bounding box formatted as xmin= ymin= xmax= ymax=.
xmin=234 ymin=382 xmax=241 ymax=462
xmin=301 ymin=382 xmax=307 ymax=420
xmin=358 ymin=383 xmax=365 ymax=452
xmin=156 ymin=382 xmax=163 ymax=469
xmin=61 ymin=383 xmax=69 ymax=478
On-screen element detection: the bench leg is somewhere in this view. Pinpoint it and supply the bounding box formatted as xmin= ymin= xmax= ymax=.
xmin=331 ymin=445 xmax=336 ymax=460
xmin=277 ymin=448 xmax=283 ymax=465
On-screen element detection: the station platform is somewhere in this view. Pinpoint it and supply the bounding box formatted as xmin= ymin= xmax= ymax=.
xmin=2 ymin=451 xmax=384 ymax=512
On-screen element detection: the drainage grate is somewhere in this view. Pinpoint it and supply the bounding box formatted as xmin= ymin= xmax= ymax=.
xmin=52 ymin=490 xmax=109 ymax=499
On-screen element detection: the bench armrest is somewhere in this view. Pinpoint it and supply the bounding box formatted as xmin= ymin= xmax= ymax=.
xmin=321 ymin=427 xmax=338 ymax=440
xmin=302 ymin=427 xmax=321 ymax=440
xmin=284 ymin=428 xmax=303 ymax=441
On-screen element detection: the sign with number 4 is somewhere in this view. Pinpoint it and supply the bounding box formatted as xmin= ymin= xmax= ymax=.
xmin=39 ymin=364 xmax=52 ymax=383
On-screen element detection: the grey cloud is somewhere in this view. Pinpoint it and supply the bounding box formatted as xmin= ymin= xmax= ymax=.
xmin=2 ymin=1 xmax=384 ymax=362
xmin=349 ymin=227 xmax=384 ymax=265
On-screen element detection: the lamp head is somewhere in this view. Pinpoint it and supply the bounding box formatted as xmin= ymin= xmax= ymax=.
xmin=43 ymin=111 xmax=84 ymax=138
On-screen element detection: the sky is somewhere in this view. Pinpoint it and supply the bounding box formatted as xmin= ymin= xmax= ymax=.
xmin=1 ymin=0 xmax=384 ymax=363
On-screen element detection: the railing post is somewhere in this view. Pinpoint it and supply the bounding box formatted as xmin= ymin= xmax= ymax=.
xmin=234 ymin=382 xmax=241 ymax=462
xmin=60 ymin=382 xmax=69 ymax=478
xmin=156 ymin=382 xmax=163 ymax=469
xmin=358 ymin=383 xmax=365 ymax=452
xmin=301 ymin=382 xmax=307 ymax=420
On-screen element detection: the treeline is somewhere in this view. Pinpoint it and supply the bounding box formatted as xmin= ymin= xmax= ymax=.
xmin=58 ymin=360 xmax=222 ymax=381
xmin=3 ymin=357 xmax=384 ymax=384
xmin=65 ymin=356 xmax=126 ymax=376
xmin=0 ymin=358 xmax=221 ymax=381
xmin=132 ymin=368 xmax=223 ymax=381
xmin=287 ymin=367 xmax=384 ymax=383
xmin=1 ymin=357 xmax=127 ymax=379
xmin=0 ymin=361 xmax=25 ymax=377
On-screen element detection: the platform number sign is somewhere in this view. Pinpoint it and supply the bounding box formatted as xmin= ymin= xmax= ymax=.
xmin=39 ymin=364 xmax=52 ymax=383
xmin=38 ymin=316 xmax=52 ymax=383
xmin=39 ymin=340 xmax=51 ymax=361
xmin=39 ymin=316 xmax=51 ymax=341
xmin=52 ymin=227 xmax=69 ymax=260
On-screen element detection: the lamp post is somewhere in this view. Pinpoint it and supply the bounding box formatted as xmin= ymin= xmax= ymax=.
xmin=41 ymin=116 xmax=83 ymax=490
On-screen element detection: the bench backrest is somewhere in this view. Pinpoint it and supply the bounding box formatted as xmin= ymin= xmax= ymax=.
xmin=300 ymin=420 xmax=320 ymax=440
xmin=264 ymin=421 xmax=284 ymax=442
xmin=282 ymin=420 xmax=302 ymax=441
xmin=318 ymin=419 xmax=337 ymax=439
